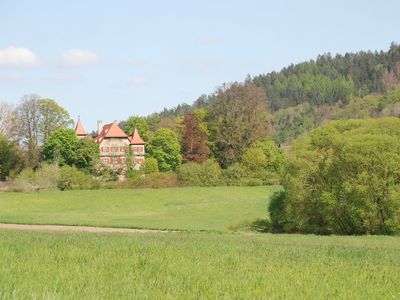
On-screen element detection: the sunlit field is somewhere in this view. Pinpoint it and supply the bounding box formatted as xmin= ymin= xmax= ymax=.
xmin=0 ymin=187 xmax=278 ymax=231
xmin=1 ymin=230 xmax=399 ymax=299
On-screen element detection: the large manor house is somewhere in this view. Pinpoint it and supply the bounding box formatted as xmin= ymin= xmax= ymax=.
xmin=75 ymin=119 xmax=145 ymax=170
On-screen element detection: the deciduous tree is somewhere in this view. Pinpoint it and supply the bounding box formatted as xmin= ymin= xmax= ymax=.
xmin=182 ymin=112 xmax=211 ymax=163
xmin=208 ymin=82 xmax=269 ymax=167
xmin=147 ymin=128 xmax=182 ymax=172
xmin=0 ymin=133 xmax=22 ymax=180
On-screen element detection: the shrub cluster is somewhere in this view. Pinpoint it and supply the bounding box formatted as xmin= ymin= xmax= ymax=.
xmin=114 ymin=172 xmax=180 ymax=189
xmin=178 ymin=160 xmax=221 ymax=186
xmin=269 ymin=118 xmax=400 ymax=235
xmin=6 ymin=164 xmax=99 ymax=192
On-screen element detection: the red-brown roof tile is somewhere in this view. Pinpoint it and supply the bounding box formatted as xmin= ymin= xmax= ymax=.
xmin=94 ymin=122 xmax=128 ymax=143
xmin=129 ymin=128 xmax=145 ymax=144
xmin=75 ymin=119 xmax=88 ymax=136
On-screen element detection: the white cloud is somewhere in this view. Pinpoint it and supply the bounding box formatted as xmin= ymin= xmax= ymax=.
xmin=62 ymin=48 xmax=99 ymax=66
xmin=0 ymin=46 xmax=38 ymax=67
xmin=128 ymin=75 xmax=151 ymax=87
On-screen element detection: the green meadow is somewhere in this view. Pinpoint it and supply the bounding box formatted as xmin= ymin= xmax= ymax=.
xmin=0 ymin=187 xmax=278 ymax=231
xmin=1 ymin=230 xmax=399 ymax=299
xmin=1 ymin=186 xmax=399 ymax=299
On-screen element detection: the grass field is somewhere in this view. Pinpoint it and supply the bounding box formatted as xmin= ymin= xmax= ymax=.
xmin=0 ymin=186 xmax=277 ymax=231
xmin=1 ymin=186 xmax=399 ymax=299
xmin=0 ymin=230 xmax=399 ymax=299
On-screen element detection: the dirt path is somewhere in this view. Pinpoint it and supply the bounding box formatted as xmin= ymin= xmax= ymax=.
xmin=0 ymin=223 xmax=167 ymax=233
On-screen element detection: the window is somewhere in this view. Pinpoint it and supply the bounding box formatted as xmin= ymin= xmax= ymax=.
xmin=134 ymin=157 xmax=144 ymax=164
xmin=133 ymin=146 xmax=144 ymax=153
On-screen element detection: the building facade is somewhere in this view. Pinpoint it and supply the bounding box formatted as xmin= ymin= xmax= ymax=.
xmin=75 ymin=119 xmax=145 ymax=171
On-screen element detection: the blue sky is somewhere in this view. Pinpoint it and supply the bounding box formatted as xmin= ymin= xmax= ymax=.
xmin=0 ymin=0 xmax=399 ymax=130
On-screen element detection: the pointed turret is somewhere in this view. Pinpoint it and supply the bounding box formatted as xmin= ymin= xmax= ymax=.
xmin=129 ymin=128 xmax=145 ymax=145
xmin=75 ymin=118 xmax=88 ymax=139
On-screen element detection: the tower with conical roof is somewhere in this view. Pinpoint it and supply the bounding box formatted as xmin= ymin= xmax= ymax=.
xmin=129 ymin=128 xmax=145 ymax=167
xmin=75 ymin=117 xmax=88 ymax=139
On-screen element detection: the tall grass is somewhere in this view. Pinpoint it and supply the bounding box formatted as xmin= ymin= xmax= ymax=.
xmin=0 ymin=230 xmax=399 ymax=299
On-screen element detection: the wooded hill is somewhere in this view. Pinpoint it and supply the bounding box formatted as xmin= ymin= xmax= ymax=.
xmin=152 ymin=43 xmax=400 ymax=143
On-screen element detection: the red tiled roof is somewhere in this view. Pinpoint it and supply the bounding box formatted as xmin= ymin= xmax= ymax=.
xmin=129 ymin=128 xmax=145 ymax=144
xmin=94 ymin=122 xmax=128 ymax=143
xmin=75 ymin=119 xmax=87 ymax=136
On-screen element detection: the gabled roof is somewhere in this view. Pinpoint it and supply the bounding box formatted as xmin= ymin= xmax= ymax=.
xmin=95 ymin=122 xmax=128 ymax=143
xmin=75 ymin=119 xmax=88 ymax=136
xmin=129 ymin=128 xmax=145 ymax=145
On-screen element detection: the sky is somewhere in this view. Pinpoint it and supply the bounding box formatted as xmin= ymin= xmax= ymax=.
xmin=1 ymin=0 xmax=399 ymax=131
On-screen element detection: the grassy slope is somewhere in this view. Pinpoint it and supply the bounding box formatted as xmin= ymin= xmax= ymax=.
xmin=0 ymin=186 xmax=278 ymax=231
xmin=1 ymin=230 xmax=399 ymax=299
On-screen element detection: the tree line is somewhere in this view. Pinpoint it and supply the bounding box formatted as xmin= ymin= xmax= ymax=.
xmin=149 ymin=43 xmax=400 ymax=143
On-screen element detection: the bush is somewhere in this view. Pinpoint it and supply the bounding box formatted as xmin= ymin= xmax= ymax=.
xmin=268 ymin=190 xmax=289 ymax=233
xmin=8 ymin=164 xmax=60 ymax=191
xmin=178 ymin=162 xmax=201 ymax=185
xmin=220 ymin=163 xmax=246 ymax=186
xmin=35 ymin=164 xmax=60 ymax=190
xmin=274 ymin=118 xmax=400 ymax=235
xmin=95 ymin=165 xmax=118 ymax=182
xmin=143 ymin=157 xmax=159 ymax=174
xmin=57 ymin=166 xmax=100 ymax=191
xmin=178 ymin=160 xmax=221 ymax=186
xmin=241 ymin=147 xmax=267 ymax=173
xmin=8 ymin=169 xmax=38 ymax=192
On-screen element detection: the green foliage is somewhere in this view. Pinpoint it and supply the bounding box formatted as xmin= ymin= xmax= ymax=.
xmin=38 ymin=98 xmax=73 ymax=142
xmin=274 ymin=118 xmax=400 ymax=235
xmin=253 ymin=43 xmax=400 ymax=111
xmin=147 ymin=128 xmax=182 ymax=172
xmin=123 ymin=116 xmax=151 ymax=141
xmin=57 ymin=166 xmax=99 ymax=191
xmin=0 ymin=134 xmax=22 ymax=180
xmin=122 ymin=172 xmax=180 ymax=189
xmin=43 ymin=129 xmax=99 ymax=172
xmin=208 ymin=82 xmax=269 ymax=168
xmin=178 ymin=160 xmax=221 ymax=186
xmin=95 ymin=165 xmax=118 ymax=182
xmin=75 ymin=138 xmax=100 ymax=172
xmin=239 ymin=140 xmax=287 ymax=185
xmin=9 ymin=164 xmax=60 ymax=191
xmin=241 ymin=147 xmax=267 ymax=173
xmin=268 ymin=190 xmax=289 ymax=232
xmin=250 ymin=140 xmax=287 ymax=173
xmin=272 ymin=102 xmax=318 ymax=143
xmin=43 ymin=129 xmax=79 ymax=166
xmin=220 ymin=163 xmax=247 ymax=186
xmin=142 ymin=157 xmax=159 ymax=174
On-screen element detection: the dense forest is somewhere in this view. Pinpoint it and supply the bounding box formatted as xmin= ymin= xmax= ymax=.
xmin=151 ymin=42 xmax=400 ymax=143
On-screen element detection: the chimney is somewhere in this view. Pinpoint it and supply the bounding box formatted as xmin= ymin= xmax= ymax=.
xmin=97 ymin=120 xmax=103 ymax=134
